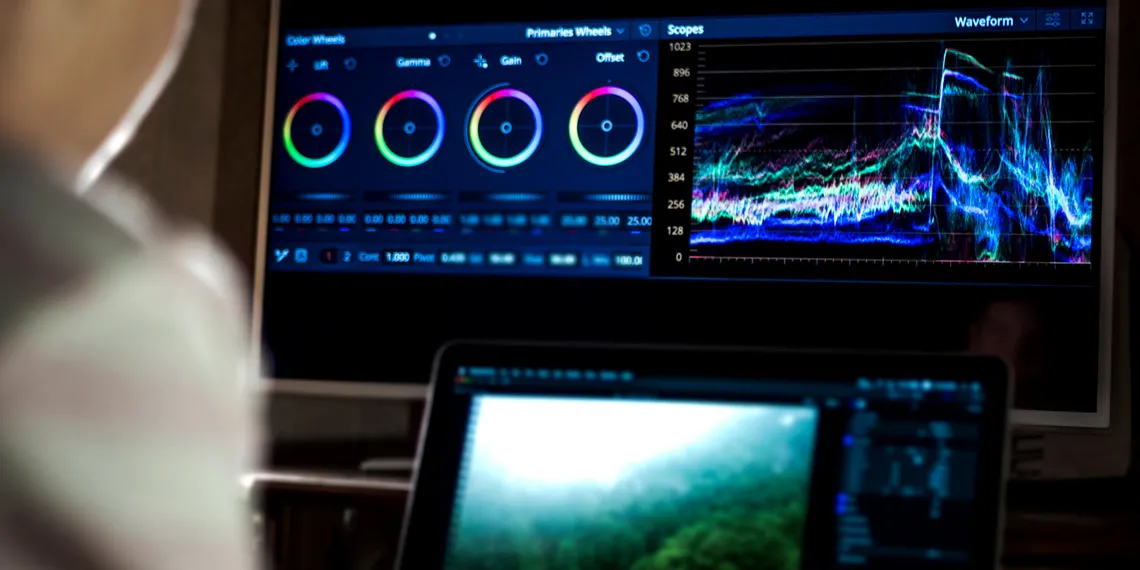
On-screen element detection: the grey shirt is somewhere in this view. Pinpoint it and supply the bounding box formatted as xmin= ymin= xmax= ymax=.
xmin=0 ymin=153 xmax=261 ymax=570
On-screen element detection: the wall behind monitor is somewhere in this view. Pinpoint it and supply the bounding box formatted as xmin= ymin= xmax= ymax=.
xmin=1119 ymin=2 xmax=1140 ymax=471
xmin=213 ymin=0 xmax=270 ymax=264
xmin=114 ymin=0 xmax=226 ymax=226
xmin=1122 ymin=4 xmax=1140 ymax=246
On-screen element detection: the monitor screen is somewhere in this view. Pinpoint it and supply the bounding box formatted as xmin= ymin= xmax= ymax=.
xmin=257 ymin=0 xmax=1113 ymax=421
xmin=397 ymin=343 xmax=1009 ymax=569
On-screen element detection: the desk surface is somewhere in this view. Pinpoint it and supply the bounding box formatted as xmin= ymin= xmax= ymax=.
xmin=254 ymin=471 xmax=1140 ymax=569
xmin=1003 ymin=477 xmax=1140 ymax=567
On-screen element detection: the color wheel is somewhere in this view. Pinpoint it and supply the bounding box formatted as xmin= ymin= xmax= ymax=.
xmin=283 ymin=93 xmax=351 ymax=169
xmin=374 ymin=90 xmax=445 ymax=167
xmin=568 ymin=86 xmax=645 ymax=167
xmin=466 ymin=85 xmax=543 ymax=172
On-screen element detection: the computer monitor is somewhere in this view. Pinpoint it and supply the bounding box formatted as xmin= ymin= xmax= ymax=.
xmin=253 ymin=0 xmax=1118 ymax=428
xmin=397 ymin=342 xmax=1011 ymax=569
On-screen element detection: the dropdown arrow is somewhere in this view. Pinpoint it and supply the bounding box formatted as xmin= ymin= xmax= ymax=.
xmin=616 ymin=27 xmax=626 ymax=34
xmin=1020 ymin=17 xmax=1030 ymax=23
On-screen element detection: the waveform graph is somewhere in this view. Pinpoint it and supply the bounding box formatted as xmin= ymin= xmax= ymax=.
xmin=465 ymin=83 xmax=544 ymax=173
xmin=688 ymin=35 xmax=1102 ymax=280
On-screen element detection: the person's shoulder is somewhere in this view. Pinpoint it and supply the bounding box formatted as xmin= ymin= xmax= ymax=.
xmin=0 ymin=166 xmax=249 ymax=363
xmin=86 ymin=170 xmax=247 ymax=316
xmin=0 ymin=181 xmax=262 ymax=570
xmin=0 ymin=176 xmax=256 ymax=407
xmin=144 ymin=229 xmax=250 ymax=329
xmin=0 ymin=158 xmax=139 ymax=337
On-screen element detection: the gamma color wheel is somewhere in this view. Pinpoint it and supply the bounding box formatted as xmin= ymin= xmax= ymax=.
xmin=374 ymin=89 xmax=446 ymax=167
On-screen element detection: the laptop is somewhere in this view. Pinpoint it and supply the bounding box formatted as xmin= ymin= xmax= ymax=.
xmin=397 ymin=342 xmax=1011 ymax=569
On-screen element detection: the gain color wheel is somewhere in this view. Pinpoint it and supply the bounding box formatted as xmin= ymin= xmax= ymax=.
xmin=465 ymin=85 xmax=543 ymax=173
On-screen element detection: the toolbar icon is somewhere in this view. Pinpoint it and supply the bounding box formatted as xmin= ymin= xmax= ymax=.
xmin=294 ymin=248 xmax=309 ymax=263
xmin=1038 ymin=10 xmax=1068 ymax=29
xmin=273 ymin=249 xmax=290 ymax=263
xmin=473 ymin=53 xmax=488 ymax=69
xmin=1071 ymin=8 xmax=1099 ymax=29
xmin=637 ymin=23 xmax=653 ymax=37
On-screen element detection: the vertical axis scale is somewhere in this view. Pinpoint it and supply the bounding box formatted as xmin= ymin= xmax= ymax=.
xmin=651 ymin=40 xmax=700 ymax=276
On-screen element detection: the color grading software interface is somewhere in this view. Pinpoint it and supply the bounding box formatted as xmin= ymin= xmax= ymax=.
xmin=267 ymin=6 xmax=1106 ymax=286
xmin=443 ymin=365 xmax=995 ymax=568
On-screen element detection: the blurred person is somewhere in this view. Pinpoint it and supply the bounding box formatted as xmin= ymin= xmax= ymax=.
xmin=0 ymin=1 xmax=261 ymax=569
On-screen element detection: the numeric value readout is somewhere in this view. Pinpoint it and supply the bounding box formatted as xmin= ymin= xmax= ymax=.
xmin=651 ymin=38 xmax=700 ymax=276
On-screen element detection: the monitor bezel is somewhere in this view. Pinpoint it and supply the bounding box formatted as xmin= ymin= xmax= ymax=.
xmin=250 ymin=0 xmax=1119 ymax=428
xmin=394 ymin=340 xmax=1012 ymax=570
xmin=252 ymin=0 xmax=429 ymax=401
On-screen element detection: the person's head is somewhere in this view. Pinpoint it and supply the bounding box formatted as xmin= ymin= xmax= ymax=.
xmin=0 ymin=0 xmax=197 ymax=188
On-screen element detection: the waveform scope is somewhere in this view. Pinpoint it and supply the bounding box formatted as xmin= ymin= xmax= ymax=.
xmin=690 ymin=37 xmax=1099 ymax=265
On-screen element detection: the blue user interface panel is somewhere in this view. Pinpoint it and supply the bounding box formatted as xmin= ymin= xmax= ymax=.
xmin=443 ymin=371 xmax=990 ymax=569
xmin=265 ymin=5 xmax=1107 ymax=286
xmin=397 ymin=345 xmax=1008 ymax=569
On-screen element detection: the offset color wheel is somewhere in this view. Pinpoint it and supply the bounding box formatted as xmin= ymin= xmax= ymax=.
xmin=374 ymin=90 xmax=445 ymax=167
xmin=283 ymin=93 xmax=351 ymax=168
xmin=569 ymin=86 xmax=645 ymax=167
xmin=466 ymin=86 xmax=543 ymax=171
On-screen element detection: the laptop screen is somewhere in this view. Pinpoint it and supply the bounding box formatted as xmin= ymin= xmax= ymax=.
xmin=399 ymin=344 xmax=1009 ymax=570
